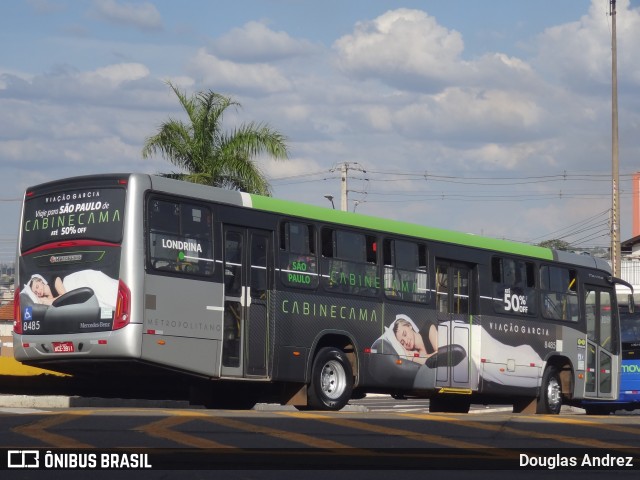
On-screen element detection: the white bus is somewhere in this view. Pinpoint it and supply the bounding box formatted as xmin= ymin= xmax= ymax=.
xmin=13 ymin=173 xmax=633 ymax=413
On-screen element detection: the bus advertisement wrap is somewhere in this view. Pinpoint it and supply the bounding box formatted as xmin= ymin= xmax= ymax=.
xmin=13 ymin=174 xmax=629 ymax=413
xmin=21 ymin=186 xmax=125 ymax=251
xmin=18 ymin=185 xmax=125 ymax=335
xmin=275 ymin=290 xmax=555 ymax=396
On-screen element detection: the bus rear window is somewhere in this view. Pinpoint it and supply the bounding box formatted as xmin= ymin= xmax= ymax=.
xmin=21 ymin=187 xmax=126 ymax=252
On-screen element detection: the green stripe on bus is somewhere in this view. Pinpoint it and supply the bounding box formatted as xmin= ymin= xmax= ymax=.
xmin=249 ymin=195 xmax=554 ymax=260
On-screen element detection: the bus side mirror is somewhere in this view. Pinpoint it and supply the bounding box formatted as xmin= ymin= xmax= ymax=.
xmin=628 ymin=294 xmax=635 ymax=314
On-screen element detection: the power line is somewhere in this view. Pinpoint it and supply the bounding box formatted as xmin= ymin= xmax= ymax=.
xmin=365 ymin=169 xmax=636 ymax=183
xmin=570 ymin=230 xmax=611 ymax=247
xmin=362 ymin=192 xmax=621 ymax=202
xmin=269 ymin=169 xmax=334 ymax=182
xmin=527 ymin=209 xmax=610 ymax=242
xmin=271 ymin=169 xmax=638 ymax=184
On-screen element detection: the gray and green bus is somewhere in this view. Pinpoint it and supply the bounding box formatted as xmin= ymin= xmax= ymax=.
xmin=13 ymin=173 xmax=632 ymax=413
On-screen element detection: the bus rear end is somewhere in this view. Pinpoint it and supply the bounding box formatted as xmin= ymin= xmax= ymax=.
xmin=13 ymin=175 xmax=136 ymax=374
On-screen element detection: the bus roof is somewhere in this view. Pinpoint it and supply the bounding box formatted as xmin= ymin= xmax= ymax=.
xmin=248 ymin=194 xmax=555 ymax=261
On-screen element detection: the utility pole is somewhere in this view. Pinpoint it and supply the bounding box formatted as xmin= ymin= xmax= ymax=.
xmin=340 ymin=163 xmax=348 ymax=212
xmin=611 ymin=0 xmax=621 ymax=276
xmin=333 ymin=162 xmax=367 ymax=212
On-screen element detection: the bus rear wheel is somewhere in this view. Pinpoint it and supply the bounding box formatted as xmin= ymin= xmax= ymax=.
xmin=537 ymin=366 xmax=562 ymax=414
xmin=307 ymin=347 xmax=353 ymax=411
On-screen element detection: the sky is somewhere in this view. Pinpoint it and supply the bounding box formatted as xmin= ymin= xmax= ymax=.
xmin=1 ymin=0 xmax=640 ymax=263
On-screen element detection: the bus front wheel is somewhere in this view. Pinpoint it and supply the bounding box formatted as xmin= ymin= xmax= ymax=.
xmin=537 ymin=366 xmax=562 ymax=414
xmin=307 ymin=347 xmax=353 ymax=411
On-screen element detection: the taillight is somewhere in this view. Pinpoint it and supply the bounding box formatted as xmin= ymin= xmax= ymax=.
xmin=113 ymin=279 xmax=131 ymax=330
xmin=13 ymin=288 xmax=22 ymax=334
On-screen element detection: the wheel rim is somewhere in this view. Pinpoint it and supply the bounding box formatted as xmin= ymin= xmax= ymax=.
xmin=547 ymin=376 xmax=561 ymax=411
xmin=320 ymin=359 xmax=346 ymax=400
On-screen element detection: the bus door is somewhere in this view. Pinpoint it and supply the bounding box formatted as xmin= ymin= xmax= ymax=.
xmin=584 ymin=286 xmax=618 ymax=399
xmin=435 ymin=260 xmax=473 ymax=389
xmin=221 ymin=226 xmax=271 ymax=378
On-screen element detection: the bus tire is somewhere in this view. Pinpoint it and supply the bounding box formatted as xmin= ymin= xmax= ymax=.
xmin=537 ymin=366 xmax=562 ymax=414
xmin=307 ymin=347 xmax=353 ymax=411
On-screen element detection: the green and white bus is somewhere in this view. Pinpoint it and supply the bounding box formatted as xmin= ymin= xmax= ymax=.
xmin=13 ymin=173 xmax=632 ymax=413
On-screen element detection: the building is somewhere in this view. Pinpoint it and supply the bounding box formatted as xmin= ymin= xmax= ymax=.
xmin=618 ymin=172 xmax=640 ymax=304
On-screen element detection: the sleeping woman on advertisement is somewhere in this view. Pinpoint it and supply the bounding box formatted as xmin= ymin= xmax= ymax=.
xmin=392 ymin=315 xmax=438 ymax=365
xmin=368 ymin=314 xmax=467 ymax=390
xmin=23 ymin=270 xmax=118 ymax=310
xmin=24 ymin=274 xmax=56 ymax=305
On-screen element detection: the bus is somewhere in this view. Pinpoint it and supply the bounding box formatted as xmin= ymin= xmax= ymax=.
xmin=13 ymin=173 xmax=634 ymax=413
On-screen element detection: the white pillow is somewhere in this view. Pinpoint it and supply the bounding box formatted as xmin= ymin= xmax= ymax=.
xmin=21 ymin=284 xmax=39 ymax=303
xmin=383 ymin=326 xmax=407 ymax=357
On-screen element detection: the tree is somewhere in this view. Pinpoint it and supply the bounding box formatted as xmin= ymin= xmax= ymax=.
xmin=537 ymin=239 xmax=572 ymax=251
xmin=142 ymin=82 xmax=289 ymax=196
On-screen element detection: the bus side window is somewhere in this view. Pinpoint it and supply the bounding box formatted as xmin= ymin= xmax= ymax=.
xmin=321 ymin=228 xmax=378 ymax=297
xmin=279 ymin=221 xmax=318 ymax=289
xmin=436 ymin=265 xmax=448 ymax=313
xmin=492 ymin=256 xmax=536 ymax=316
xmin=383 ymin=239 xmax=429 ymax=303
xmin=224 ymin=232 xmax=242 ymax=296
xmin=600 ymin=291 xmax=612 ymax=349
xmin=148 ymin=198 xmax=213 ymax=277
xmin=250 ymin=234 xmax=268 ymax=299
xmin=585 ymin=289 xmax=598 ymax=344
xmin=541 ymin=265 xmax=578 ymax=321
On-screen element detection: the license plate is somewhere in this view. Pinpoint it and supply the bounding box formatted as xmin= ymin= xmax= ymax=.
xmin=52 ymin=342 xmax=74 ymax=353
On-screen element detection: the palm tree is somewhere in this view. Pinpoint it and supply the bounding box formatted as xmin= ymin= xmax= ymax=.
xmin=142 ymin=82 xmax=289 ymax=196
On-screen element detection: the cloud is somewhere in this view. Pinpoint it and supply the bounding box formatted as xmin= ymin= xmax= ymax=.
xmin=533 ymin=0 xmax=640 ymax=93
xmin=187 ymin=48 xmax=292 ymax=95
xmin=26 ymin=0 xmax=66 ymax=14
xmin=78 ymin=62 xmax=150 ymax=88
xmin=326 ymin=3 xmax=640 ymax=173
xmin=392 ymin=87 xmax=544 ymax=143
xmin=209 ymin=21 xmax=320 ymax=63
xmin=333 ymin=8 xmax=546 ymax=98
xmin=0 ymin=63 xmax=153 ymax=106
xmin=334 ymin=8 xmax=466 ymax=92
xmin=0 ymin=62 xmax=165 ymax=188
xmin=91 ymin=0 xmax=163 ymax=31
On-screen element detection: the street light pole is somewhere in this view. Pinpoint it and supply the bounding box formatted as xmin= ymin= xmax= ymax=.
xmin=324 ymin=195 xmax=335 ymax=209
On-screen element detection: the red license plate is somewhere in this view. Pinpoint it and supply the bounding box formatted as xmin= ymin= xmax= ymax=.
xmin=52 ymin=342 xmax=75 ymax=353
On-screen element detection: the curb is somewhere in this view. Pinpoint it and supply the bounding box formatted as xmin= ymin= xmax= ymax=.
xmin=0 ymin=393 xmax=202 ymax=409
xmin=0 ymin=394 xmax=369 ymax=411
xmin=0 ymin=394 xmax=73 ymax=409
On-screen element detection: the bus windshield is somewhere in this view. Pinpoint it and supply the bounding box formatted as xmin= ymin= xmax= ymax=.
xmin=621 ymin=312 xmax=640 ymax=346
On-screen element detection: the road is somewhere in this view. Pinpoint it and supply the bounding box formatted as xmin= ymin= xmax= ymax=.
xmin=1 ymin=395 xmax=640 ymax=478
xmin=351 ymin=394 xmax=515 ymax=413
